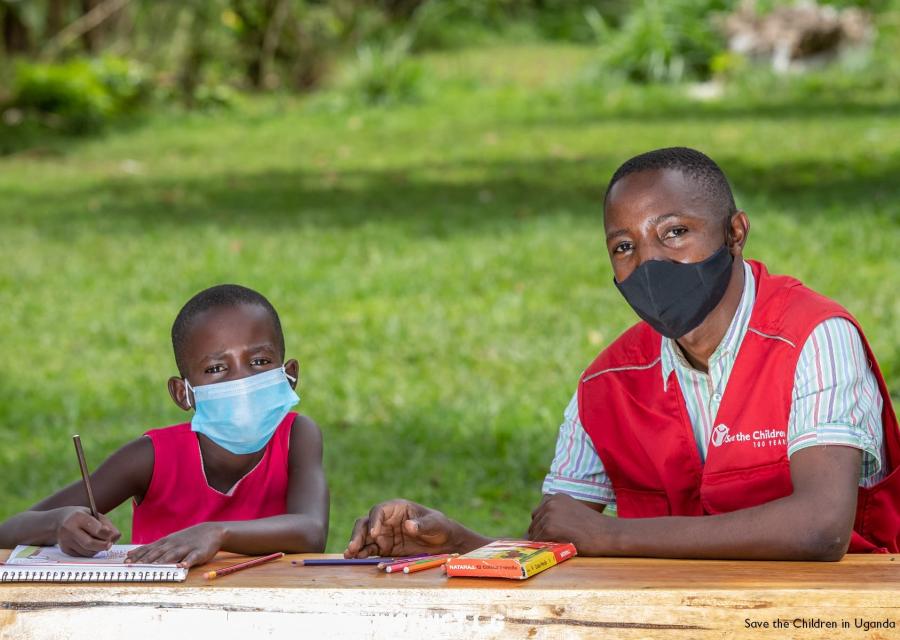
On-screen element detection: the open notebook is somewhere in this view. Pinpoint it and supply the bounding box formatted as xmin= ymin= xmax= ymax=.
xmin=1 ymin=544 xmax=188 ymax=582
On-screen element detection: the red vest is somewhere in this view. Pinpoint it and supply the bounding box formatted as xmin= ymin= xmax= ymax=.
xmin=131 ymin=412 xmax=295 ymax=544
xmin=579 ymin=261 xmax=899 ymax=553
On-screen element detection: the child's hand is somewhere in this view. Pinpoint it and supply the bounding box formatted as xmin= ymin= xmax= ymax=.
xmin=125 ymin=523 xmax=225 ymax=568
xmin=345 ymin=499 xmax=465 ymax=558
xmin=56 ymin=506 xmax=121 ymax=557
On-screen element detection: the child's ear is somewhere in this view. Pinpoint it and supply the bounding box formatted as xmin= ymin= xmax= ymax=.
xmin=167 ymin=376 xmax=192 ymax=411
xmin=284 ymin=359 xmax=300 ymax=389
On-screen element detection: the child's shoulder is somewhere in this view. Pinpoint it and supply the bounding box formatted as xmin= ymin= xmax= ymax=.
xmin=97 ymin=434 xmax=156 ymax=497
xmin=288 ymin=413 xmax=322 ymax=438
xmin=143 ymin=421 xmax=194 ymax=445
xmin=287 ymin=414 xmax=324 ymax=461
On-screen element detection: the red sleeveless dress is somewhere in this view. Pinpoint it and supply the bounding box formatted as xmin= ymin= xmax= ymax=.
xmin=131 ymin=412 xmax=295 ymax=544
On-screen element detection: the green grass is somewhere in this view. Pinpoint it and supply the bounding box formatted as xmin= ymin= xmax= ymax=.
xmin=0 ymin=44 xmax=898 ymax=552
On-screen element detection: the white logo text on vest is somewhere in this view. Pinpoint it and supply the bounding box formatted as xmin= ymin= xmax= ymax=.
xmin=710 ymin=424 xmax=787 ymax=448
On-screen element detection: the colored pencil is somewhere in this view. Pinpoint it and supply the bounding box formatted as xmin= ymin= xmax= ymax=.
xmin=203 ymin=552 xmax=284 ymax=580
xmin=403 ymin=555 xmax=454 ymax=574
xmin=295 ymin=558 xmax=387 ymax=566
xmin=72 ymin=435 xmax=99 ymax=519
xmin=385 ymin=553 xmax=455 ymax=574
xmin=376 ymin=554 xmax=429 ymax=569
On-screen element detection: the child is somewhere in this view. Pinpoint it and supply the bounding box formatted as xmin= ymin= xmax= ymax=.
xmin=0 ymin=285 xmax=329 ymax=567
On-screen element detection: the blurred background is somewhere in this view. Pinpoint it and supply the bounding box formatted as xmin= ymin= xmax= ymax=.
xmin=1 ymin=0 xmax=897 ymax=551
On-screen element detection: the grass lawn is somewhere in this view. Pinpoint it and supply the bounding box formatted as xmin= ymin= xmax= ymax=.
xmin=0 ymin=45 xmax=897 ymax=551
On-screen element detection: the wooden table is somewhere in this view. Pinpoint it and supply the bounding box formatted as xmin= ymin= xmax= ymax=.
xmin=2 ymin=552 xmax=899 ymax=639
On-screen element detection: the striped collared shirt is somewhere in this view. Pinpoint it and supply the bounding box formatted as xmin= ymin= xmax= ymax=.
xmin=542 ymin=261 xmax=886 ymax=514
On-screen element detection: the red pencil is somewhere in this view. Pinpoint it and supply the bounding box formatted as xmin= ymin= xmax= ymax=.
xmin=376 ymin=553 xmax=429 ymax=569
xmin=384 ymin=553 xmax=455 ymax=574
xmin=203 ymin=552 xmax=284 ymax=580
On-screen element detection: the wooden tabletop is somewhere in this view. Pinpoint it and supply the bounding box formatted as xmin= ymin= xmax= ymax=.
xmin=2 ymin=552 xmax=899 ymax=639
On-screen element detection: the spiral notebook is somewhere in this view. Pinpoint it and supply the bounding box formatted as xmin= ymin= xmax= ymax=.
xmin=1 ymin=544 xmax=188 ymax=582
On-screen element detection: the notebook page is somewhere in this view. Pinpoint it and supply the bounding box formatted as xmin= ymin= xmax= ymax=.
xmin=6 ymin=544 xmax=142 ymax=565
xmin=2 ymin=545 xmax=188 ymax=582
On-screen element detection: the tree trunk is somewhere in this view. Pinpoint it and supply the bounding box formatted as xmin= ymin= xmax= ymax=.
xmin=259 ymin=0 xmax=291 ymax=90
xmin=45 ymin=0 xmax=68 ymax=39
xmin=232 ymin=0 xmax=295 ymax=90
xmin=381 ymin=0 xmax=426 ymax=20
xmin=42 ymin=0 xmax=131 ymax=59
xmin=230 ymin=0 xmax=266 ymax=89
xmin=178 ymin=2 xmax=215 ymax=107
xmin=80 ymin=0 xmax=100 ymax=51
xmin=2 ymin=3 xmax=32 ymax=54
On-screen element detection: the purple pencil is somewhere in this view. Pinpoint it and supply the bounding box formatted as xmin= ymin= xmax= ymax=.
xmin=294 ymin=558 xmax=385 ymax=566
xmin=291 ymin=554 xmax=433 ymax=568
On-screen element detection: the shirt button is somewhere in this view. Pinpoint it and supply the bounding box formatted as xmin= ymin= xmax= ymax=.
xmin=712 ymin=393 xmax=722 ymax=402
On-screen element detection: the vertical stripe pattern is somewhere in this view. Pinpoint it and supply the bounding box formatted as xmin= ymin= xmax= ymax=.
xmin=542 ymin=262 xmax=886 ymax=510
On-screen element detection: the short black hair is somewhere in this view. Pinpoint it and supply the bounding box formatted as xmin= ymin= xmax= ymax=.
xmin=171 ymin=284 xmax=285 ymax=376
xmin=604 ymin=147 xmax=737 ymax=220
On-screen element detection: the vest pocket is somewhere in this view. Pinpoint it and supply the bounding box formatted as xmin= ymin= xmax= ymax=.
xmin=614 ymin=487 xmax=672 ymax=518
xmin=701 ymin=459 xmax=792 ymax=514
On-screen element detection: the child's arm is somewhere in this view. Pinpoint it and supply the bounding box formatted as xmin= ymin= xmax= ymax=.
xmin=125 ymin=415 xmax=329 ymax=567
xmin=0 ymin=437 xmax=154 ymax=555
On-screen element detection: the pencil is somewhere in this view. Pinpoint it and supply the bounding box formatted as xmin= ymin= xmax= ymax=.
xmin=72 ymin=435 xmax=99 ymax=519
xmin=203 ymin=552 xmax=284 ymax=580
xmin=403 ymin=555 xmax=454 ymax=574
xmin=384 ymin=553 xmax=455 ymax=574
xmin=296 ymin=558 xmax=386 ymax=566
xmin=376 ymin=553 xmax=429 ymax=569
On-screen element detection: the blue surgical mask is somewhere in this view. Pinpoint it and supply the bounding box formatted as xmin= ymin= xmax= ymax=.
xmin=185 ymin=366 xmax=299 ymax=455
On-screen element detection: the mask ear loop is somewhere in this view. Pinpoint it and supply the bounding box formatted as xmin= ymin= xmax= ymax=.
xmin=184 ymin=378 xmax=194 ymax=409
xmin=282 ymin=365 xmax=297 ymax=384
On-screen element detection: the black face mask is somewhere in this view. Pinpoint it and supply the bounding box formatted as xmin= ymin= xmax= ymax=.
xmin=614 ymin=245 xmax=734 ymax=339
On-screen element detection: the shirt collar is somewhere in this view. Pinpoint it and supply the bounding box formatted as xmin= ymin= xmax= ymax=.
xmin=660 ymin=260 xmax=756 ymax=386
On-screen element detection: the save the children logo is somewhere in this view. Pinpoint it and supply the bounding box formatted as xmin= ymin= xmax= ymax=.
xmin=710 ymin=424 xmax=787 ymax=449
xmin=711 ymin=424 xmax=730 ymax=447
